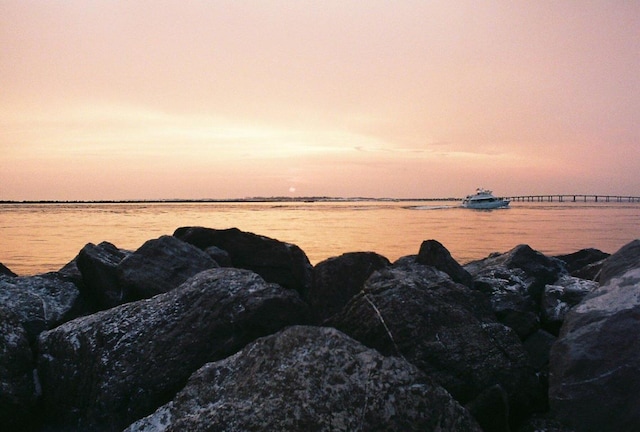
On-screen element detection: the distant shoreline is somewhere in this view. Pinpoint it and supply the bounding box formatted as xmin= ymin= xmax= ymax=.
xmin=0 ymin=197 xmax=463 ymax=204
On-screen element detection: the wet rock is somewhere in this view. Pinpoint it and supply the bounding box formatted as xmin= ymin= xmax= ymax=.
xmin=464 ymin=245 xmax=564 ymax=339
xmin=554 ymin=248 xmax=609 ymax=280
xmin=417 ymin=239 xmax=474 ymax=287
xmin=310 ymin=251 xmax=390 ymax=323
xmin=37 ymin=268 xmax=309 ymax=432
xmin=549 ymin=264 xmax=640 ymax=431
xmin=0 ymin=262 xmax=17 ymax=277
xmin=174 ymin=226 xmax=312 ymax=299
xmin=118 ymin=235 xmax=218 ymax=300
xmin=77 ymin=241 xmax=131 ymax=309
xmin=0 ymin=272 xmax=82 ymax=341
xmin=0 ymin=305 xmax=38 ymax=431
xmin=541 ymin=275 xmax=598 ymax=335
xmin=597 ymin=239 xmax=640 ymax=285
xmin=125 ymin=326 xmax=482 ymax=432
xmin=329 ymin=264 xmax=542 ymax=429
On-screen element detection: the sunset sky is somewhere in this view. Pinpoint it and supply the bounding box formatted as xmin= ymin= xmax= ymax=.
xmin=1 ymin=1 xmax=638 ymax=200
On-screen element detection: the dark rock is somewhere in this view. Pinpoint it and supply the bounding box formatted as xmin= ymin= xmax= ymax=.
xmin=329 ymin=264 xmax=543 ymax=429
xmin=465 ymin=384 xmax=510 ymax=432
xmin=0 ymin=305 xmax=38 ymax=431
xmin=598 ymin=239 xmax=640 ymax=285
xmin=37 ymin=268 xmax=309 ymax=432
xmin=118 ymin=235 xmax=218 ymax=300
xmin=540 ymin=275 xmax=598 ymax=335
xmin=464 ymin=245 xmax=564 ymax=339
xmin=0 ymin=272 xmax=82 ymax=342
xmin=549 ymin=266 xmax=640 ymax=431
xmin=174 ymin=226 xmax=312 ymax=299
xmin=523 ymin=329 xmax=556 ymax=372
xmin=77 ymin=241 xmax=131 ymax=309
xmin=125 ymin=326 xmax=482 ymax=432
xmin=554 ymin=248 xmax=609 ymax=278
xmin=417 ymin=239 xmax=474 ymax=287
xmin=310 ymin=251 xmax=390 ymax=323
xmin=0 ymin=262 xmax=17 ymax=277
xmin=516 ymin=415 xmax=576 ymax=432
xmin=204 ymin=245 xmax=232 ymax=266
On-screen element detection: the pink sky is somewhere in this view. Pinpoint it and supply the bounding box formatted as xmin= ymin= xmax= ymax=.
xmin=1 ymin=1 xmax=638 ymax=200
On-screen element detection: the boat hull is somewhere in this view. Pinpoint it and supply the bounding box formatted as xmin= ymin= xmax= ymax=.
xmin=462 ymin=200 xmax=510 ymax=209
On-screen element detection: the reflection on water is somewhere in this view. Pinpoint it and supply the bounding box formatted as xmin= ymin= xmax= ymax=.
xmin=0 ymin=201 xmax=639 ymax=276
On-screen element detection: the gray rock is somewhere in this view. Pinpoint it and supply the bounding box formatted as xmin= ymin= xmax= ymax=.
xmin=77 ymin=241 xmax=131 ymax=309
xmin=329 ymin=264 xmax=542 ymax=429
xmin=554 ymin=248 xmax=609 ymax=280
xmin=598 ymin=239 xmax=640 ymax=285
xmin=125 ymin=326 xmax=482 ymax=432
xmin=464 ymin=245 xmax=564 ymax=339
xmin=118 ymin=235 xmax=218 ymax=300
xmin=310 ymin=251 xmax=390 ymax=323
xmin=417 ymin=239 xmax=474 ymax=287
xmin=174 ymin=226 xmax=312 ymax=299
xmin=549 ymin=266 xmax=640 ymax=431
xmin=541 ymin=275 xmax=598 ymax=334
xmin=0 ymin=272 xmax=81 ymax=341
xmin=0 ymin=305 xmax=38 ymax=431
xmin=37 ymin=268 xmax=309 ymax=432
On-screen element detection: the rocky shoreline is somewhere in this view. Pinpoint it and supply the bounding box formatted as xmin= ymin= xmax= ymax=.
xmin=1 ymin=226 xmax=639 ymax=431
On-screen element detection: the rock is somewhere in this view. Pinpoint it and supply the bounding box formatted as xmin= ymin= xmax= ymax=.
xmin=549 ymin=265 xmax=640 ymax=431
xmin=310 ymin=251 xmax=390 ymax=323
xmin=329 ymin=264 xmax=542 ymax=429
xmin=598 ymin=239 xmax=640 ymax=285
xmin=464 ymin=245 xmax=564 ymax=339
xmin=0 ymin=262 xmax=17 ymax=277
xmin=118 ymin=235 xmax=218 ymax=300
xmin=37 ymin=268 xmax=309 ymax=432
xmin=0 ymin=305 xmax=38 ymax=431
xmin=523 ymin=329 xmax=556 ymax=372
xmin=77 ymin=241 xmax=131 ymax=309
xmin=0 ymin=272 xmax=82 ymax=342
xmin=417 ymin=239 xmax=474 ymax=287
xmin=174 ymin=226 xmax=312 ymax=299
xmin=554 ymin=248 xmax=609 ymax=279
xmin=541 ymin=275 xmax=598 ymax=335
xmin=125 ymin=326 xmax=482 ymax=432
xmin=204 ymin=245 xmax=232 ymax=266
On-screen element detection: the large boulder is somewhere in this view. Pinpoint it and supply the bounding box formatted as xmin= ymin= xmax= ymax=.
xmin=0 ymin=305 xmax=38 ymax=431
xmin=125 ymin=326 xmax=482 ymax=432
xmin=0 ymin=272 xmax=83 ymax=341
xmin=417 ymin=239 xmax=474 ymax=288
xmin=118 ymin=235 xmax=218 ymax=300
xmin=464 ymin=245 xmax=565 ymax=339
xmin=37 ymin=268 xmax=309 ymax=432
xmin=76 ymin=241 xmax=131 ymax=309
xmin=597 ymin=239 xmax=640 ymax=285
xmin=329 ymin=264 xmax=542 ymax=430
xmin=310 ymin=251 xmax=390 ymax=323
xmin=174 ymin=227 xmax=312 ymax=299
xmin=549 ymin=257 xmax=640 ymax=430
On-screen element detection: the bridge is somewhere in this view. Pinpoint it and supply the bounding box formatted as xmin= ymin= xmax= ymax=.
xmin=507 ymin=194 xmax=640 ymax=203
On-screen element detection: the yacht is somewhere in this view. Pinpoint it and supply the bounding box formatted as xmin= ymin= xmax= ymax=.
xmin=462 ymin=188 xmax=510 ymax=209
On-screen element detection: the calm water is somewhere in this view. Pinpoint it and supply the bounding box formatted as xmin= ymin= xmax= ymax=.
xmin=1 ymin=200 xmax=639 ymax=276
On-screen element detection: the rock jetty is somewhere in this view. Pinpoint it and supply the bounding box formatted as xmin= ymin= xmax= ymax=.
xmin=1 ymin=227 xmax=639 ymax=432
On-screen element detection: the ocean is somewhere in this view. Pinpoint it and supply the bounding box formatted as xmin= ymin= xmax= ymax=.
xmin=1 ymin=200 xmax=639 ymax=276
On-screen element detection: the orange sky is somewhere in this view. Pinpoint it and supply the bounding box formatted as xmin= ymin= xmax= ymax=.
xmin=1 ymin=1 xmax=639 ymax=200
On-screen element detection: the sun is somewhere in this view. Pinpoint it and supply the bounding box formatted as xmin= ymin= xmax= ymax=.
xmin=289 ymin=186 xmax=296 ymax=194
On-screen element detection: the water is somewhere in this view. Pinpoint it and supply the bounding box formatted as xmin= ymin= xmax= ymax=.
xmin=1 ymin=200 xmax=639 ymax=276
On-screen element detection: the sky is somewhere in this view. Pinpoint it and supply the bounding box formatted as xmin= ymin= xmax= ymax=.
xmin=1 ymin=1 xmax=639 ymax=200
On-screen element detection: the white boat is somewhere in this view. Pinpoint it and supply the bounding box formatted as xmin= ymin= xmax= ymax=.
xmin=462 ymin=188 xmax=510 ymax=209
